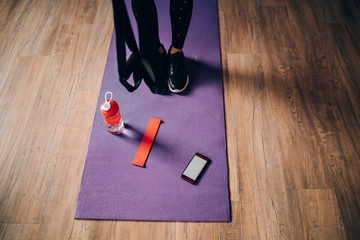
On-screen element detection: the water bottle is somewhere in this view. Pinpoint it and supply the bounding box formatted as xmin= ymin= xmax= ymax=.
xmin=100 ymin=91 xmax=124 ymax=134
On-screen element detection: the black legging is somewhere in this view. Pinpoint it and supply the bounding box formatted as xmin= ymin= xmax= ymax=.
xmin=131 ymin=0 xmax=193 ymax=56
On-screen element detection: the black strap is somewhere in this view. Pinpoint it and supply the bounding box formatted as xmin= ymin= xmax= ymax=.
xmin=112 ymin=0 xmax=142 ymax=92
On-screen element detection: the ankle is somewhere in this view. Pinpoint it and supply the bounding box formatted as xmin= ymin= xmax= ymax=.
xmin=170 ymin=46 xmax=183 ymax=55
xmin=158 ymin=45 xmax=165 ymax=54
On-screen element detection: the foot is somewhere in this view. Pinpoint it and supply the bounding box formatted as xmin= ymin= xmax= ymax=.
xmin=169 ymin=45 xmax=183 ymax=55
xmin=168 ymin=47 xmax=189 ymax=93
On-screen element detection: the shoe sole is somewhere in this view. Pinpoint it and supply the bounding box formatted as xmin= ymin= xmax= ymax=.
xmin=168 ymin=75 xmax=189 ymax=93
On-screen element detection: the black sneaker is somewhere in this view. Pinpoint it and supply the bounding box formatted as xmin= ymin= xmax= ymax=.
xmin=168 ymin=51 xmax=189 ymax=93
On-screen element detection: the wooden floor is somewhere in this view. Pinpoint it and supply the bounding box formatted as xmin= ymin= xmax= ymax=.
xmin=0 ymin=0 xmax=359 ymax=239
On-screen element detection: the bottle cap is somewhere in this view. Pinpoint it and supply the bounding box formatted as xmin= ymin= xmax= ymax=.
xmin=103 ymin=92 xmax=112 ymax=111
xmin=100 ymin=92 xmax=120 ymax=118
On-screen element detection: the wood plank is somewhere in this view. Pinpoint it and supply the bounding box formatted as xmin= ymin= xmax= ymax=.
xmin=288 ymin=189 xmax=346 ymax=240
xmin=37 ymin=91 xmax=97 ymax=240
xmin=72 ymin=221 xmax=175 ymax=240
xmin=175 ymin=203 xmax=241 ymax=240
xmin=285 ymin=1 xmax=360 ymax=238
xmin=310 ymin=228 xmax=347 ymax=240
xmin=21 ymin=0 xmax=98 ymax=56
xmin=314 ymin=0 xmax=343 ymax=23
xmin=326 ymin=23 xmax=360 ymax=126
xmin=259 ymin=0 xmax=287 ymax=6
xmin=0 ymin=0 xmax=36 ymax=91
xmin=17 ymin=0 xmax=54 ymax=56
xmin=1 ymin=224 xmax=40 ymax=240
xmin=225 ymin=52 xmax=293 ymax=239
xmin=74 ymin=0 xmax=100 ymax=25
xmin=314 ymin=0 xmax=360 ymax=23
xmin=257 ymin=4 xmax=331 ymax=189
xmin=0 ymin=21 xmax=98 ymax=224
xmin=71 ymin=221 xmax=139 ymax=240
xmin=75 ymin=0 xmax=114 ymax=92
xmin=72 ymin=220 xmax=175 ymax=240
xmin=0 ymin=224 xmax=6 ymax=239
xmin=218 ymin=0 xmax=262 ymax=54
xmin=0 ymin=56 xmax=50 ymax=223
xmin=136 ymin=222 xmax=176 ymax=240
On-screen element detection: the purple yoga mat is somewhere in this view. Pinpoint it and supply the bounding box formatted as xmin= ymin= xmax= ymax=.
xmin=75 ymin=0 xmax=230 ymax=222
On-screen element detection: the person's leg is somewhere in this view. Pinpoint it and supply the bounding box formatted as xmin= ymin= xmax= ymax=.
xmin=168 ymin=0 xmax=193 ymax=93
xmin=170 ymin=0 xmax=193 ymax=52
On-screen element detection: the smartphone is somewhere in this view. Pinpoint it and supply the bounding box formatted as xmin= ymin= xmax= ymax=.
xmin=181 ymin=153 xmax=209 ymax=184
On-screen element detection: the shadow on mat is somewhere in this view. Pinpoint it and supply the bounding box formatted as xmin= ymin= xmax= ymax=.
xmin=119 ymin=123 xmax=146 ymax=142
xmin=117 ymin=123 xmax=170 ymax=154
xmin=161 ymin=58 xmax=222 ymax=96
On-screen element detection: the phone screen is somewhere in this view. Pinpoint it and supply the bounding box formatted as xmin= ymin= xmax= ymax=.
xmin=182 ymin=155 xmax=208 ymax=180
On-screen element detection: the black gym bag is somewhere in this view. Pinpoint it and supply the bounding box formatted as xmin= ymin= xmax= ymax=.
xmin=111 ymin=0 xmax=168 ymax=94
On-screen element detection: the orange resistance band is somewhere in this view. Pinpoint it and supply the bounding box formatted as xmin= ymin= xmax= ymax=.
xmin=132 ymin=117 xmax=162 ymax=167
